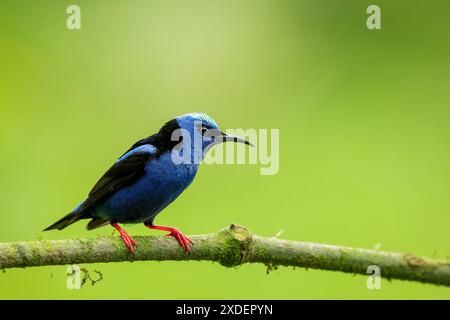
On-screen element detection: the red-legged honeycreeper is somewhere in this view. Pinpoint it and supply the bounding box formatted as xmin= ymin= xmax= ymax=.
xmin=44 ymin=113 xmax=253 ymax=253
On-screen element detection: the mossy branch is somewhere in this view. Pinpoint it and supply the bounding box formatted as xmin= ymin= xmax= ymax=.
xmin=0 ymin=224 xmax=449 ymax=286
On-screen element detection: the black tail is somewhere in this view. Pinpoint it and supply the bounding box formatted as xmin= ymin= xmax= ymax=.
xmin=43 ymin=211 xmax=84 ymax=231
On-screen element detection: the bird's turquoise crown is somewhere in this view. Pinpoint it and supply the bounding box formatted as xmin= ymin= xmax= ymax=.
xmin=176 ymin=112 xmax=219 ymax=130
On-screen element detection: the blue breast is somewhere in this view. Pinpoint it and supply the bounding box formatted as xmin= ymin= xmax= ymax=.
xmin=92 ymin=152 xmax=199 ymax=224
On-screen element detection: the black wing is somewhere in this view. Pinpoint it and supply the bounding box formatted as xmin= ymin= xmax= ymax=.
xmin=44 ymin=146 xmax=157 ymax=231
xmin=78 ymin=150 xmax=154 ymax=214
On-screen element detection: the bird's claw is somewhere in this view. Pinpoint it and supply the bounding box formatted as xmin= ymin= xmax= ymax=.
xmin=165 ymin=228 xmax=193 ymax=253
xmin=119 ymin=230 xmax=138 ymax=254
xmin=111 ymin=223 xmax=137 ymax=254
xmin=146 ymin=225 xmax=193 ymax=253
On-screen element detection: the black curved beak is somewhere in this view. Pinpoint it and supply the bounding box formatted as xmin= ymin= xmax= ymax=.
xmin=203 ymin=130 xmax=254 ymax=155
xmin=218 ymin=132 xmax=254 ymax=147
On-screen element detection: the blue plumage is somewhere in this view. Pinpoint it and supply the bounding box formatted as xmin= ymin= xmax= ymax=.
xmin=95 ymin=152 xmax=199 ymax=224
xmin=44 ymin=113 xmax=252 ymax=253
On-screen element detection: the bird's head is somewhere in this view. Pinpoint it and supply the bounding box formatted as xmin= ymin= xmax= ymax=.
xmin=170 ymin=112 xmax=252 ymax=163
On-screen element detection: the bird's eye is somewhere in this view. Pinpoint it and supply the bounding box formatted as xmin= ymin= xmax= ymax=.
xmin=201 ymin=126 xmax=208 ymax=135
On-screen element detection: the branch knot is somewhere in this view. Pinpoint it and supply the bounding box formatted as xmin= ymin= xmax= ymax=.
xmin=216 ymin=224 xmax=253 ymax=267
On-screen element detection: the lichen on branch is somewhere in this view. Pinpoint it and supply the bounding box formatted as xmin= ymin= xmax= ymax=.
xmin=0 ymin=224 xmax=449 ymax=287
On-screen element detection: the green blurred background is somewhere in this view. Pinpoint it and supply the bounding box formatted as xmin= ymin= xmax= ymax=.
xmin=1 ymin=0 xmax=449 ymax=299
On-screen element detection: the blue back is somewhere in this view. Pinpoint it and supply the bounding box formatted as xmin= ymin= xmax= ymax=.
xmin=93 ymin=152 xmax=199 ymax=224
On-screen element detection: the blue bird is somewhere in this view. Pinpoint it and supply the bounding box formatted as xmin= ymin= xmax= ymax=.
xmin=44 ymin=113 xmax=252 ymax=253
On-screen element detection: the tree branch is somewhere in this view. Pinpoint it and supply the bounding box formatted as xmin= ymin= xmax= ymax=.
xmin=0 ymin=224 xmax=449 ymax=286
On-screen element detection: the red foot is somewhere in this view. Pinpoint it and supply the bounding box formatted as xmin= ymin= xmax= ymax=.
xmin=111 ymin=223 xmax=137 ymax=253
xmin=146 ymin=225 xmax=193 ymax=253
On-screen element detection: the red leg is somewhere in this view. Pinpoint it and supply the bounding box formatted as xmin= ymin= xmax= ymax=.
xmin=111 ymin=223 xmax=137 ymax=253
xmin=146 ymin=224 xmax=193 ymax=253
